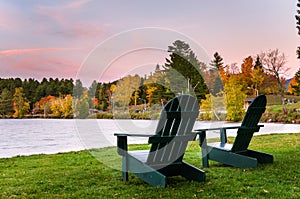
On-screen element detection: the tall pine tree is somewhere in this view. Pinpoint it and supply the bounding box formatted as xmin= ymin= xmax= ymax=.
xmin=296 ymin=0 xmax=300 ymax=58
xmin=164 ymin=40 xmax=208 ymax=100
xmin=209 ymin=52 xmax=224 ymax=95
xmin=210 ymin=52 xmax=224 ymax=70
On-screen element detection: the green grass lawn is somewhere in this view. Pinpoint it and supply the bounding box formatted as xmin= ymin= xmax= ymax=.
xmin=0 ymin=134 xmax=299 ymax=198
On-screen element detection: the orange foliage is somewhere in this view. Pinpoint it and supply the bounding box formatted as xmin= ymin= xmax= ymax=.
xmin=288 ymin=77 xmax=297 ymax=94
xmin=241 ymin=56 xmax=254 ymax=86
xmin=92 ymin=97 xmax=99 ymax=108
xmin=34 ymin=95 xmax=55 ymax=114
xmin=219 ymin=65 xmax=229 ymax=83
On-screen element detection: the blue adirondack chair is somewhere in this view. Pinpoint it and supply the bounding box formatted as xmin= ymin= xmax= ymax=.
xmin=114 ymin=95 xmax=205 ymax=187
xmin=197 ymin=94 xmax=274 ymax=168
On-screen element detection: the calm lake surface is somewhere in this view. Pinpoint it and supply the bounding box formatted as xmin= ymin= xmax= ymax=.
xmin=0 ymin=119 xmax=299 ymax=158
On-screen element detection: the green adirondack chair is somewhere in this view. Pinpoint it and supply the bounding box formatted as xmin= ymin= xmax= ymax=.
xmin=197 ymin=94 xmax=274 ymax=168
xmin=114 ymin=95 xmax=205 ymax=187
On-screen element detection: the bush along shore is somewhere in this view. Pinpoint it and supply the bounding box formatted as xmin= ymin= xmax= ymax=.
xmin=1 ymin=108 xmax=300 ymax=124
xmin=1 ymin=98 xmax=300 ymax=123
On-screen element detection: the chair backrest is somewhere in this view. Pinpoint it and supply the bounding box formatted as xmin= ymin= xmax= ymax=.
xmin=146 ymin=95 xmax=199 ymax=166
xmin=231 ymin=94 xmax=267 ymax=152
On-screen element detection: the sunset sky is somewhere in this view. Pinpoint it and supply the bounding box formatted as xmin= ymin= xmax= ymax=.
xmin=0 ymin=0 xmax=299 ymax=83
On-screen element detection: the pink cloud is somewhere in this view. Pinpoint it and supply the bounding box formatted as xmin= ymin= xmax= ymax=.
xmin=62 ymin=0 xmax=92 ymax=9
xmin=36 ymin=0 xmax=91 ymax=25
xmin=35 ymin=0 xmax=109 ymax=40
xmin=0 ymin=52 xmax=81 ymax=79
xmin=0 ymin=48 xmax=79 ymax=57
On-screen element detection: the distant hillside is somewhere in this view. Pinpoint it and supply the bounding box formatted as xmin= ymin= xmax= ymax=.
xmin=285 ymin=78 xmax=292 ymax=90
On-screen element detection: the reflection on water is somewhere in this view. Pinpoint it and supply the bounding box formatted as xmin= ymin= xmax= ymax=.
xmin=0 ymin=119 xmax=299 ymax=158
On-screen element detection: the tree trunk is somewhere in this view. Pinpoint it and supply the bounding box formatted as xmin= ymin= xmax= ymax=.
xmin=281 ymin=94 xmax=287 ymax=115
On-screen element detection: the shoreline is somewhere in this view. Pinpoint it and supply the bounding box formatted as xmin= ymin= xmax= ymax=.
xmin=0 ymin=119 xmax=299 ymax=159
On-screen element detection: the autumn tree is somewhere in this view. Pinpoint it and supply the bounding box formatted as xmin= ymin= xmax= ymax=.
xmin=241 ymin=56 xmax=254 ymax=92
xmin=13 ymin=87 xmax=30 ymax=118
xmin=291 ymin=67 xmax=300 ymax=95
xmin=260 ymin=49 xmax=289 ymax=114
xmin=200 ymin=94 xmax=213 ymax=120
xmin=33 ymin=95 xmax=55 ymax=117
xmin=143 ymin=65 xmax=171 ymax=105
xmin=251 ymin=67 xmax=264 ymax=96
xmin=250 ymin=56 xmax=264 ymax=96
xmin=113 ymin=75 xmax=141 ymax=108
xmin=50 ymin=95 xmax=73 ymax=118
xmin=224 ymin=75 xmax=246 ymax=121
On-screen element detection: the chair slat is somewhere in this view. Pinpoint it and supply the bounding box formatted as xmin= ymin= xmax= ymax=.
xmin=147 ymin=95 xmax=199 ymax=165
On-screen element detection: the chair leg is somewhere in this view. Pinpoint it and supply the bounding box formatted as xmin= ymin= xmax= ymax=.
xmin=209 ymin=149 xmax=258 ymax=168
xmin=245 ymin=150 xmax=274 ymax=164
xmin=180 ymin=162 xmax=206 ymax=182
xmin=201 ymin=150 xmax=209 ymax=168
xmin=127 ymin=155 xmax=166 ymax=187
xmin=122 ymin=156 xmax=128 ymax=181
xmin=199 ymin=131 xmax=209 ymax=168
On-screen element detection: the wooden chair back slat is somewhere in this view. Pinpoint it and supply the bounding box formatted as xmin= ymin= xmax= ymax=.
xmin=231 ymin=95 xmax=267 ymax=152
xmin=147 ymin=95 xmax=199 ymax=165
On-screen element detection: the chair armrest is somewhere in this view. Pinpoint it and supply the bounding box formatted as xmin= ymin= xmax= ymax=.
xmin=196 ymin=124 xmax=264 ymax=133
xmin=196 ymin=126 xmax=240 ymax=144
xmin=114 ymin=133 xmax=157 ymax=155
xmin=196 ymin=124 xmax=264 ymax=144
xmin=114 ymin=133 xmax=156 ymax=137
xmin=239 ymin=125 xmax=264 ymax=133
xmin=195 ymin=126 xmax=241 ymax=132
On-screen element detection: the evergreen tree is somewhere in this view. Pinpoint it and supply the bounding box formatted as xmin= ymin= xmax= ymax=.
xmin=210 ymin=52 xmax=224 ymax=70
xmin=254 ymin=56 xmax=263 ymax=70
xmin=291 ymin=67 xmax=300 ymax=95
xmin=0 ymin=88 xmax=13 ymax=117
xmin=88 ymin=80 xmax=98 ymax=98
xmin=209 ymin=52 xmax=225 ymax=95
xmin=296 ymin=0 xmax=300 ymax=58
xmin=75 ymin=91 xmax=90 ymax=119
xmin=164 ymin=40 xmax=207 ymax=100
xmin=73 ymin=79 xmax=84 ymax=99
xmin=22 ymin=78 xmax=39 ymax=108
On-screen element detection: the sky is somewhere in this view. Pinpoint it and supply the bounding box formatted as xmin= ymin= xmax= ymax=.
xmin=0 ymin=0 xmax=299 ymax=84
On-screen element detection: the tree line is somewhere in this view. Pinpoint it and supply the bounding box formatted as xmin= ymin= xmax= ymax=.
xmin=0 ymin=40 xmax=299 ymax=119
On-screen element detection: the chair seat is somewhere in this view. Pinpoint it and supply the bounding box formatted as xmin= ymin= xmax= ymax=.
xmin=129 ymin=150 xmax=149 ymax=163
xmin=208 ymin=142 xmax=233 ymax=151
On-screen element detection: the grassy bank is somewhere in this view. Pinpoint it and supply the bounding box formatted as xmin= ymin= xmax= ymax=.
xmin=0 ymin=134 xmax=299 ymax=198
xmin=261 ymin=101 xmax=300 ymax=123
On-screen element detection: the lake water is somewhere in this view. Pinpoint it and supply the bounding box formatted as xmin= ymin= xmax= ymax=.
xmin=0 ymin=119 xmax=299 ymax=158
